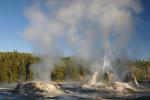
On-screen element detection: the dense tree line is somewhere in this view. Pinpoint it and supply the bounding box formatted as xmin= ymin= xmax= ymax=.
xmin=130 ymin=60 xmax=150 ymax=80
xmin=0 ymin=51 xmax=38 ymax=82
xmin=52 ymin=58 xmax=150 ymax=81
xmin=51 ymin=57 xmax=89 ymax=81
xmin=114 ymin=59 xmax=150 ymax=81
xmin=0 ymin=51 xmax=150 ymax=82
xmin=0 ymin=52 xmax=88 ymax=82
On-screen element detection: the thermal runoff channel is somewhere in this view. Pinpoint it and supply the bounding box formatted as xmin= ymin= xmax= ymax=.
xmin=23 ymin=0 xmax=141 ymax=82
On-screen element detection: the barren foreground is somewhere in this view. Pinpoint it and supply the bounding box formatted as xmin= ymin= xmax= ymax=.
xmin=0 ymin=81 xmax=150 ymax=100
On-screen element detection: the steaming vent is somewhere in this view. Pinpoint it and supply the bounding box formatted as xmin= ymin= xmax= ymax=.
xmin=23 ymin=0 xmax=142 ymax=82
xmin=13 ymin=81 xmax=65 ymax=97
xmin=82 ymin=55 xmax=140 ymax=93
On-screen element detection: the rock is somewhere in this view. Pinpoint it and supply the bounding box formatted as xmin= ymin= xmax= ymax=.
xmin=89 ymin=72 xmax=100 ymax=86
xmin=13 ymin=81 xmax=65 ymax=97
xmin=82 ymin=81 xmax=136 ymax=92
xmin=82 ymin=71 xmax=137 ymax=92
xmin=110 ymin=82 xmax=136 ymax=92
xmin=104 ymin=71 xmax=114 ymax=82
xmin=124 ymin=71 xmax=140 ymax=86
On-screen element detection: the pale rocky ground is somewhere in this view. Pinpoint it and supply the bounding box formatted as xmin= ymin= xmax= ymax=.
xmin=0 ymin=71 xmax=150 ymax=99
xmin=82 ymin=70 xmax=144 ymax=92
xmin=82 ymin=81 xmax=136 ymax=92
xmin=13 ymin=81 xmax=65 ymax=97
xmin=0 ymin=80 xmax=150 ymax=99
xmin=11 ymin=71 xmax=150 ymax=99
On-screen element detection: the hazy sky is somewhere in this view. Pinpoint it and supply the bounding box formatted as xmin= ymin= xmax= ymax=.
xmin=0 ymin=0 xmax=149 ymax=59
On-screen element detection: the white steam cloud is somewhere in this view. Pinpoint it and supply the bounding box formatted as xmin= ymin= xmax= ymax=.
xmin=23 ymin=0 xmax=142 ymax=82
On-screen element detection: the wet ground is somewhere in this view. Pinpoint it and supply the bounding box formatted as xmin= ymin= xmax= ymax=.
xmin=0 ymin=82 xmax=150 ymax=100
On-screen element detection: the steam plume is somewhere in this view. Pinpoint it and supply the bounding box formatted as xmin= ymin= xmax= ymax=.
xmin=23 ymin=0 xmax=142 ymax=82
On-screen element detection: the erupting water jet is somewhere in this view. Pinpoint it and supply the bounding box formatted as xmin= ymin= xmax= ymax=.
xmin=82 ymin=55 xmax=140 ymax=93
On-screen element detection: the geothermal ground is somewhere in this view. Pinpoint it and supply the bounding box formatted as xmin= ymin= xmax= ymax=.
xmin=0 ymin=81 xmax=150 ymax=100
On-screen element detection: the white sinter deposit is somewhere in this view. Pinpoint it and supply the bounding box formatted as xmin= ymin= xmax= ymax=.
xmin=82 ymin=71 xmax=137 ymax=92
xmin=82 ymin=57 xmax=137 ymax=93
xmin=14 ymin=81 xmax=65 ymax=97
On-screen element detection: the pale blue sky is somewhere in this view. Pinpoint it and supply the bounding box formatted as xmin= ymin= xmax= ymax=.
xmin=0 ymin=0 xmax=31 ymax=52
xmin=0 ymin=0 xmax=150 ymax=59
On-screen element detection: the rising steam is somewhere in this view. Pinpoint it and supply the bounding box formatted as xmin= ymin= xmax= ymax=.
xmin=23 ymin=0 xmax=142 ymax=82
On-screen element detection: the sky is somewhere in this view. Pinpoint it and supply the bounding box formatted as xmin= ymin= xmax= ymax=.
xmin=0 ymin=0 xmax=149 ymax=59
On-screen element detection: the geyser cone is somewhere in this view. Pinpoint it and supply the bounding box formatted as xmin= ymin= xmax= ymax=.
xmin=14 ymin=81 xmax=65 ymax=97
xmin=82 ymin=56 xmax=137 ymax=93
xmin=89 ymin=71 xmax=100 ymax=86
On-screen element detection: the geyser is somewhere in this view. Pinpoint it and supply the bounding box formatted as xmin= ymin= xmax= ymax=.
xmin=14 ymin=81 xmax=65 ymax=97
xmin=23 ymin=0 xmax=142 ymax=83
xmin=82 ymin=56 xmax=138 ymax=93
